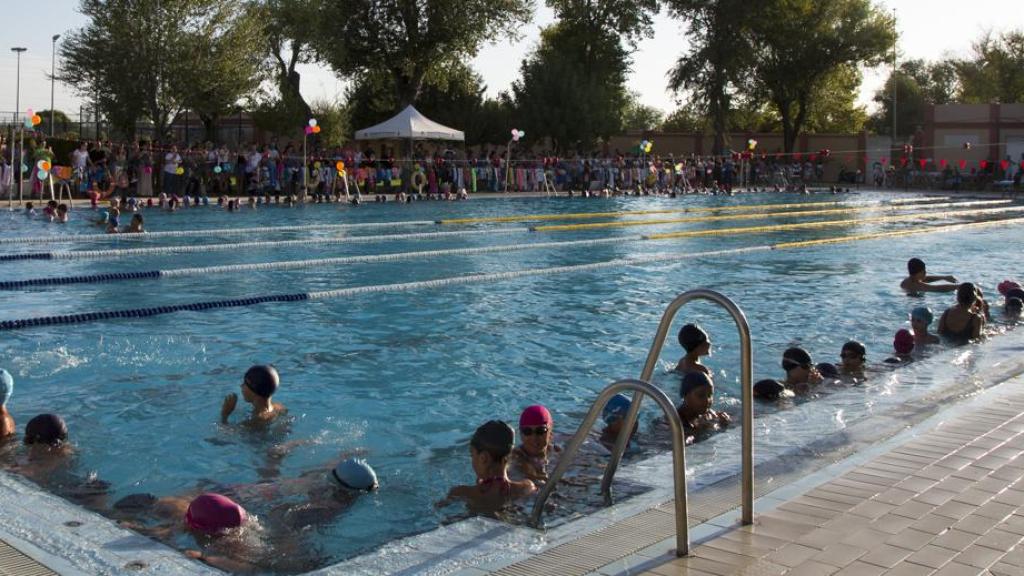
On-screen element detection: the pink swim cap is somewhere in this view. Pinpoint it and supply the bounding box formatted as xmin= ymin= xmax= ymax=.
xmin=998 ymin=280 xmax=1021 ymax=296
xmin=185 ymin=493 xmax=247 ymax=534
xmin=519 ymin=405 xmax=553 ymax=428
xmin=894 ymin=329 xmax=915 ymax=355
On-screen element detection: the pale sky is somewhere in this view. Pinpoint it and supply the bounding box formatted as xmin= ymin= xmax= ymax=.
xmin=1 ymin=0 xmax=1018 ymax=123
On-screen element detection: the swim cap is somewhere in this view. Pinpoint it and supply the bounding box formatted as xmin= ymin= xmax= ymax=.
xmin=602 ymin=394 xmax=632 ymax=424
xmin=1007 ymin=297 xmax=1023 ymax=312
xmin=998 ymin=280 xmax=1021 ymax=296
xmin=24 ymin=414 xmax=68 ymax=446
xmin=243 ymin=365 xmax=279 ymax=398
xmin=782 ymin=347 xmax=813 ymax=372
xmin=677 ymin=324 xmax=709 ymax=353
xmin=185 ymin=493 xmax=247 ymax=534
xmin=331 ymin=458 xmax=378 ymax=492
xmin=0 ymin=369 xmax=12 ymax=406
xmin=894 ymin=329 xmax=915 ymax=355
xmin=679 ymin=371 xmax=713 ymax=399
xmin=816 ymin=362 xmax=840 ymax=379
xmin=98 ymin=210 xmax=109 ymax=222
xmin=910 ymin=306 xmax=934 ymax=326
xmin=519 ymin=405 xmax=553 ymax=428
xmin=841 ymin=340 xmax=866 ymax=360
xmin=470 ymin=420 xmax=515 ymax=460
xmin=1006 ymin=288 xmax=1024 ymax=302
xmin=753 ymin=379 xmax=785 ymax=401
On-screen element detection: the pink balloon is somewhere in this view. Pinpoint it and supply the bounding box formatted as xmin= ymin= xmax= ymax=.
xmin=304 ymin=126 xmax=314 ymax=135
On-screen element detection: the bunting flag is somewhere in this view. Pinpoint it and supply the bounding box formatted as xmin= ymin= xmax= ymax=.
xmin=959 ymin=160 xmax=967 ymax=170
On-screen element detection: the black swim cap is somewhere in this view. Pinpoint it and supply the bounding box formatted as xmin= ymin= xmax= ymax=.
xmin=470 ymin=420 xmax=514 ymax=460
xmin=753 ymin=379 xmax=785 ymax=401
xmin=1006 ymin=288 xmax=1024 ymax=302
xmin=678 ymin=324 xmax=709 ymax=353
xmin=841 ymin=340 xmax=866 ymax=360
xmin=816 ymin=362 xmax=840 ymax=379
xmin=243 ymin=365 xmax=279 ymax=398
xmin=24 ymin=413 xmax=68 ymax=446
xmin=956 ymin=283 xmax=977 ymax=307
xmin=782 ymin=347 xmax=813 ymax=372
xmin=679 ymin=371 xmax=713 ymax=399
xmin=907 ymin=258 xmax=925 ymax=275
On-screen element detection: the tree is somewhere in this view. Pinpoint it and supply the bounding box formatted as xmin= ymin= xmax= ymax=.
xmin=622 ymin=93 xmax=664 ymax=132
xmin=746 ymin=0 xmax=894 ymax=151
xmin=261 ymin=0 xmax=318 ymax=124
xmin=665 ymin=0 xmax=755 ymax=154
xmin=868 ymin=59 xmax=956 ymax=137
xmin=35 ymin=110 xmax=74 ymax=137
xmin=315 ymin=0 xmax=532 ymax=108
xmin=510 ymin=23 xmax=630 ymax=152
xmin=800 ymin=65 xmax=869 ymax=134
xmin=956 ymin=30 xmax=1024 ymax=104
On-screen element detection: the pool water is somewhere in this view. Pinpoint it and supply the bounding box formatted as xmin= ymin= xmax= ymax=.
xmin=1 ymin=192 xmax=1022 ymax=572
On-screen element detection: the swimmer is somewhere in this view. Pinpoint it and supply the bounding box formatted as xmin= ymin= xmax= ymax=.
xmin=1 ymin=369 xmax=14 ymax=438
xmin=599 ymin=393 xmax=638 ymax=450
xmin=753 ymin=379 xmax=792 ymax=401
xmin=125 ymin=213 xmax=145 ymax=234
xmin=937 ymin=283 xmax=986 ymax=345
xmin=900 ymin=258 xmax=957 ymax=293
xmin=781 ymin=347 xmax=822 ymax=395
xmin=438 ymin=420 xmax=536 ymax=512
xmin=676 ymin=372 xmax=730 ymax=445
xmin=24 ymin=202 xmax=35 ymax=216
xmin=885 ymin=329 xmax=915 ymax=364
xmin=221 ymin=365 xmax=287 ymax=425
xmin=910 ymin=306 xmax=940 ymax=345
xmin=816 ymin=362 xmax=841 ymax=382
xmin=55 ymin=204 xmax=70 ymax=223
xmin=511 ymin=405 xmax=559 ymax=483
xmin=105 ymin=207 xmax=120 ymax=234
xmin=94 ymin=210 xmax=109 ymax=227
xmin=675 ymin=323 xmax=711 ymax=378
xmin=839 ymin=340 xmax=866 ymax=377
xmin=1006 ymin=297 xmax=1023 ymax=319
xmin=998 ymin=280 xmax=1022 ymax=299
xmin=42 ymin=200 xmax=58 ymax=222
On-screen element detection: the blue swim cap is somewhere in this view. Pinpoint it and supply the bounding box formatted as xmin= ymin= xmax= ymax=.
xmin=0 ymin=369 xmax=12 ymax=406
xmin=602 ymin=394 xmax=632 ymax=424
xmin=911 ymin=306 xmax=934 ymax=326
xmin=331 ymin=458 xmax=378 ymax=492
xmin=99 ymin=210 xmax=109 ymax=222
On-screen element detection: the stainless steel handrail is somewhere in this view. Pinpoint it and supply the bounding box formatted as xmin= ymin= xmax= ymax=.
xmin=528 ymin=378 xmax=691 ymax=555
xmin=601 ymin=289 xmax=754 ymax=525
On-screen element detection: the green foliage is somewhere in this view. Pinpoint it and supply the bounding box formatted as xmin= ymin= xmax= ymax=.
xmin=315 ymin=0 xmax=533 ymax=107
xmin=956 ymin=30 xmax=1024 ymax=104
xmin=259 ymin=0 xmax=318 ymax=126
xmin=309 ymin=99 xmax=350 ymax=148
xmin=622 ymin=93 xmax=664 ymax=132
xmin=509 ymin=23 xmax=630 ymax=152
xmin=800 ymin=65 xmax=869 ymax=134
xmin=868 ymin=59 xmax=954 ymax=137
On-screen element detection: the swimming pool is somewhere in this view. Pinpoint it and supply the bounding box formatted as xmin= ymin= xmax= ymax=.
xmin=1 ymin=191 xmax=1022 ymax=573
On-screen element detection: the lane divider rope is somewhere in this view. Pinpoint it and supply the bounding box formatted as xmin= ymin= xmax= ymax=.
xmin=2 ymin=215 xmax=1022 ymax=331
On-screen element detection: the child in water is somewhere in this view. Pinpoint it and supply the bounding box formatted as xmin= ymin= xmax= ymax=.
xmin=599 ymin=394 xmax=638 ymax=451
xmin=512 ymin=405 xmax=558 ymax=483
xmin=105 ymin=207 xmax=120 ymax=234
xmin=839 ymin=340 xmax=866 ymax=378
xmin=676 ymin=372 xmax=730 ymax=444
xmin=900 ymin=257 xmax=957 ymax=294
xmin=439 ymin=420 xmax=536 ymax=512
xmin=910 ymin=307 xmax=940 ymax=345
xmin=221 ymin=365 xmax=287 ymax=425
xmin=125 ymin=213 xmax=145 ymax=234
xmin=675 ymin=323 xmax=712 ymax=378
xmin=885 ymin=329 xmax=915 ymax=364
xmin=782 ymin=347 xmax=822 ymax=395
xmin=1 ymin=369 xmax=14 ymax=439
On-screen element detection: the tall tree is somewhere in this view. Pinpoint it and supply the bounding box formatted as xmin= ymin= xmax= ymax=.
xmin=262 ymin=0 xmax=318 ymax=124
xmin=956 ymin=30 xmax=1024 ymax=104
xmin=747 ymin=0 xmax=894 ymax=151
xmin=315 ymin=0 xmax=532 ymax=108
xmin=665 ymin=0 xmax=754 ymax=154
xmin=622 ymin=92 xmax=664 ymax=132
xmin=869 ymin=59 xmax=957 ymax=137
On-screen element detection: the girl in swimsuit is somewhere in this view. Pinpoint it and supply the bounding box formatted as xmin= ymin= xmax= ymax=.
xmin=511 ymin=405 xmax=560 ymax=483
xmin=438 ymin=421 xmax=536 ymax=513
xmin=938 ymin=283 xmax=987 ymax=345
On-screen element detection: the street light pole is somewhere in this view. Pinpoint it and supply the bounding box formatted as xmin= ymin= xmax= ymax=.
xmin=51 ymin=35 xmax=60 ymax=137
xmin=11 ymin=47 xmax=27 ymax=205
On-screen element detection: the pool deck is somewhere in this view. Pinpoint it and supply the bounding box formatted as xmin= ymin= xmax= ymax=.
xmin=483 ymin=378 xmax=1024 ymax=576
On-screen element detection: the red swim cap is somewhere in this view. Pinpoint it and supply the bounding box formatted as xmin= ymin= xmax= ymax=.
xmin=894 ymin=329 xmax=915 ymax=355
xmin=519 ymin=405 xmax=552 ymax=428
xmin=185 ymin=493 xmax=247 ymax=534
xmin=998 ymin=280 xmax=1021 ymax=296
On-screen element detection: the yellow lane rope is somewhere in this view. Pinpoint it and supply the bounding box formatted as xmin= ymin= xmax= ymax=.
xmin=771 ymin=216 xmax=1024 ymax=250
xmin=437 ymin=196 xmax=949 ymax=225
xmin=532 ymin=200 xmax=1010 ymax=232
xmin=645 ymin=205 xmax=1024 ymax=240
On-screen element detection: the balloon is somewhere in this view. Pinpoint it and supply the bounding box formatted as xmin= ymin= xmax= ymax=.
xmin=41 ymin=161 xmax=51 ymax=172
xmin=337 ymin=169 xmax=346 ymax=177
xmin=979 ymin=160 xmax=988 ymax=169
xmin=26 ymin=108 xmax=33 ymax=115
xmin=313 ymin=161 xmax=321 ymax=169
xmin=24 ymin=119 xmax=33 ymax=129
xmin=304 ymin=126 xmax=314 ymax=135
xmin=918 ymin=159 xmax=927 ymax=169
xmin=37 ymin=169 xmax=48 ymax=180
xmin=1000 ymin=160 xmax=1010 ymax=171
xmin=176 ymin=167 xmax=184 ymax=175
xmin=230 ymin=177 xmax=237 ymax=186
xmin=308 ymin=119 xmax=317 ymax=127
xmin=213 ymin=166 xmax=222 ymax=174
xmin=36 ymin=160 xmax=46 ymax=169
xmin=335 ymin=161 xmax=345 ymax=171
xmin=959 ymin=159 xmax=967 ymax=170
xmin=511 ymin=128 xmax=518 ymax=137
xmin=939 ymin=159 xmax=947 ymax=168
xmin=31 ymin=115 xmax=41 ymax=125
xmin=747 ymin=139 xmax=757 ymax=150
xmin=20 ymin=163 xmax=28 ymax=173
xmin=144 ymin=166 xmax=152 ymax=174
xmin=312 ymin=125 xmax=321 ymax=134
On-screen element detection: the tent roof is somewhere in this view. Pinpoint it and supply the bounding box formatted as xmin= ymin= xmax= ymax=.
xmin=354 ymin=105 xmax=465 ymax=141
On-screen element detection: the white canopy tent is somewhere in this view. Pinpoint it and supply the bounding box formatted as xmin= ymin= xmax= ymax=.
xmin=354 ymin=105 xmax=465 ymax=141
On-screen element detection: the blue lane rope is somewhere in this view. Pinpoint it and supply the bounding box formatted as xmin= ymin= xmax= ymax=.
xmin=2 ymin=215 xmax=1023 ymax=332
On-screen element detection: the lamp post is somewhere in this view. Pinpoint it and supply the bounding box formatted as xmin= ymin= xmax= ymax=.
xmin=51 ymin=35 xmax=60 ymax=137
xmin=11 ymin=47 xmax=27 ymax=205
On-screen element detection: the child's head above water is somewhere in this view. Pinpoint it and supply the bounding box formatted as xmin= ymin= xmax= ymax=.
xmin=331 ymin=458 xmax=378 ymax=492
xmin=679 ymin=371 xmax=714 ymax=413
xmin=0 ymin=368 xmax=12 ymax=407
xmin=893 ymin=329 xmax=915 ymax=355
xmin=243 ymin=365 xmax=279 ymax=399
xmin=782 ymin=347 xmax=813 ymax=375
xmin=910 ymin=306 xmax=934 ymax=327
xmin=907 ymin=258 xmax=926 ymax=277
xmin=678 ymin=323 xmax=709 ymax=354
xmin=602 ymin=394 xmax=632 ymax=426
xmin=24 ymin=413 xmax=68 ymax=447
xmin=470 ymin=420 xmax=515 ymax=465
xmin=185 ymin=493 xmax=247 ymax=535
xmin=753 ymin=379 xmax=788 ymax=401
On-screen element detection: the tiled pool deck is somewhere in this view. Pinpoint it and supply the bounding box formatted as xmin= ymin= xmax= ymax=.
xmin=3 ymin=378 xmax=1023 ymax=575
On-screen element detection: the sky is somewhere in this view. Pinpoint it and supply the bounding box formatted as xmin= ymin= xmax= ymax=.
xmin=1 ymin=0 xmax=1019 ymax=123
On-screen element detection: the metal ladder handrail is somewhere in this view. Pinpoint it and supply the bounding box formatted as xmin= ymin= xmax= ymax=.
xmin=528 ymin=378 xmax=691 ymax=555
xmin=602 ymin=289 xmax=754 ymax=525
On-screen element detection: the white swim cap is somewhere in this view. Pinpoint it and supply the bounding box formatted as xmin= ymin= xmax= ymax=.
xmin=331 ymin=458 xmax=378 ymax=492
xmin=0 ymin=369 xmax=12 ymax=406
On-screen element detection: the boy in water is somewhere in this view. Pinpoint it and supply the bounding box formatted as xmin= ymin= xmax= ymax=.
xmin=677 ymin=372 xmax=730 ymax=444
xmin=910 ymin=306 xmax=940 ymax=345
xmin=0 ymin=369 xmax=14 ymax=439
xmin=439 ymin=420 xmax=536 ymax=512
xmin=125 ymin=213 xmax=145 ymax=234
xmin=221 ymin=365 xmax=287 ymax=425
xmin=900 ymin=258 xmax=957 ymax=293
xmin=839 ymin=341 xmax=866 ymax=378
xmin=599 ymin=394 xmax=639 ymax=450
xmin=782 ymin=347 xmax=822 ymax=395
xmin=675 ymin=324 xmax=712 ymax=378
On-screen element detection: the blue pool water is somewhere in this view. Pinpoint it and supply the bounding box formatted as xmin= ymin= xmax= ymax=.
xmin=1 ymin=192 xmax=1022 ymax=571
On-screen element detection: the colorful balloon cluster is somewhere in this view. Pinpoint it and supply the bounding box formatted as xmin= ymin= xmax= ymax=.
xmin=511 ymin=129 xmax=526 ymax=142
xmin=305 ymin=118 xmax=321 ymax=135
xmin=640 ymin=140 xmax=653 ymax=154
xmin=335 ymin=161 xmax=346 ymax=177
xmin=747 ymin=139 xmax=757 ymax=151
xmin=35 ymin=159 xmax=51 ymax=180
xmin=23 ymin=108 xmax=42 ymax=130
